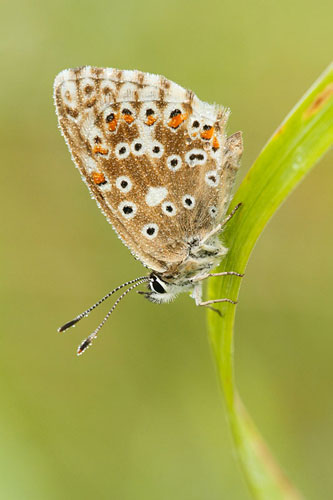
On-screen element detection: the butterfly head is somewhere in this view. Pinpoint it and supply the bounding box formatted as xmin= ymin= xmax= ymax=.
xmin=139 ymin=273 xmax=183 ymax=304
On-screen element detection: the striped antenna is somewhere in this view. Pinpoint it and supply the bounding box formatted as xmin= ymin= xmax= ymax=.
xmin=77 ymin=277 xmax=149 ymax=355
xmin=58 ymin=276 xmax=149 ymax=333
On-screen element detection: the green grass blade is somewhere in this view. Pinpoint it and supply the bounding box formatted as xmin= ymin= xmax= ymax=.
xmin=207 ymin=63 xmax=333 ymax=499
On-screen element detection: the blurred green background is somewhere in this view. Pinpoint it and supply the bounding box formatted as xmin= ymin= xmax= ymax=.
xmin=1 ymin=0 xmax=332 ymax=498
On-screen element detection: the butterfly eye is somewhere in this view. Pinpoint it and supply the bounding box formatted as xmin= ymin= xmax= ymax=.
xmin=150 ymin=275 xmax=167 ymax=294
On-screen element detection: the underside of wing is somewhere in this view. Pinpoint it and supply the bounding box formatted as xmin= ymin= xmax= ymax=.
xmin=54 ymin=66 xmax=242 ymax=273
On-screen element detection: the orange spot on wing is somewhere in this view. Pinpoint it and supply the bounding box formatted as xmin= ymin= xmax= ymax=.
xmin=93 ymin=145 xmax=109 ymax=155
xmin=168 ymin=113 xmax=187 ymax=129
xmin=123 ymin=114 xmax=134 ymax=124
xmin=145 ymin=115 xmax=157 ymax=126
xmin=201 ymin=126 xmax=214 ymax=140
xmin=212 ymin=136 xmax=220 ymax=150
xmin=108 ymin=116 xmax=118 ymax=131
xmin=92 ymin=172 xmax=106 ymax=185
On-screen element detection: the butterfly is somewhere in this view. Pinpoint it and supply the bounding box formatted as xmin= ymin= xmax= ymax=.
xmin=54 ymin=66 xmax=243 ymax=355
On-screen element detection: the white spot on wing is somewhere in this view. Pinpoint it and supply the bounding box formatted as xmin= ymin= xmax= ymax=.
xmin=182 ymin=195 xmax=195 ymax=209
xmin=205 ymin=170 xmax=219 ymax=187
xmin=145 ymin=187 xmax=168 ymax=207
xmin=142 ymin=223 xmax=159 ymax=239
xmin=116 ymin=176 xmax=132 ymax=193
xmin=115 ymin=142 xmax=130 ymax=159
xmin=131 ymin=139 xmax=145 ymax=156
xmin=162 ymin=201 xmax=177 ymax=216
xmin=185 ymin=149 xmax=207 ymax=167
xmin=118 ymin=201 xmax=137 ymax=219
xmin=209 ymin=206 xmax=217 ymax=218
xmin=150 ymin=141 xmax=164 ymax=158
xmin=167 ymin=155 xmax=182 ymax=171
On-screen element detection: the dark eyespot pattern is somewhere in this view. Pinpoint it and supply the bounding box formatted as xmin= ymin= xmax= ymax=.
xmin=209 ymin=206 xmax=217 ymax=217
xmin=150 ymin=142 xmax=164 ymax=157
xmin=169 ymin=109 xmax=181 ymax=118
xmin=116 ymin=176 xmax=132 ymax=193
xmin=134 ymin=142 xmax=142 ymax=151
xmin=142 ymin=223 xmax=159 ymax=239
xmin=192 ymin=120 xmax=200 ymax=128
xmin=186 ymin=150 xmax=206 ymax=166
xmin=182 ymin=194 xmax=195 ymax=210
xmin=106 ymin=113 xmax=115 ymax=122
xmin=167 ymin=155 xmax=182 ymax=171
xmin=162 ymin=201 xmax=176 ymax=216
xmin=146 ymin=108 xmax=154 ymax=116
xmin=119 ymin=201 xmax=136 ymax=219
xmin=205 ymin=170 xmax=219 ymax=187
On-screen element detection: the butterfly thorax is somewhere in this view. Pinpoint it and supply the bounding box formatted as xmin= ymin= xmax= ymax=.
xmin=145 ymin=233 xmax=227 ymax=303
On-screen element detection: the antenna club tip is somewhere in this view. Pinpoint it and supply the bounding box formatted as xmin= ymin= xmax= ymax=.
xmin=58 ymin=317 xmax=80 ymax=333
xmin=77 ymin=338 xmax=93 ymax=356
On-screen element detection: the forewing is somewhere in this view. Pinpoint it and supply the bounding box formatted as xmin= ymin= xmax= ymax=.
xmin=54 ymin=67 xmax=241 ymax=273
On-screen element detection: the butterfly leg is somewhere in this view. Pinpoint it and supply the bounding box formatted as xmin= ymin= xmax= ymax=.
xmin=209 ymin=271 xmax=244 ymax=278
xmin=192 ymin=271 xmax=244 ymax=283
xmin=198 ymin=298 xmax=237 ymax=307
xmin=191 ymin=283 xmax=237 ymax=315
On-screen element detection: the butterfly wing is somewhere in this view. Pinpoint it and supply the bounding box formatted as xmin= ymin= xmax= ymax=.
xmin=54 ymin=67 xmax=242 ymax=273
